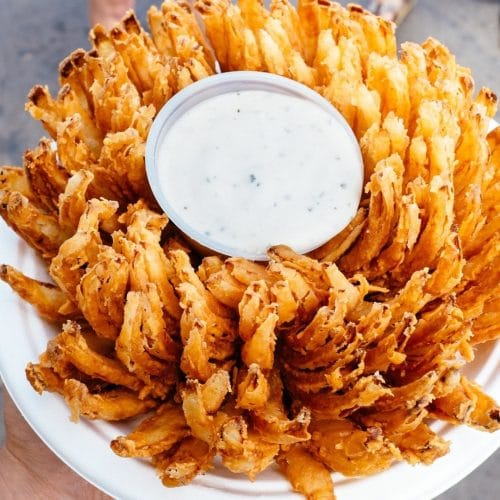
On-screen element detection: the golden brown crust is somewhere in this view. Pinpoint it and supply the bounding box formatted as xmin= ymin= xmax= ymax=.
xmin=0 ymin=2 xmax=496 ymax=498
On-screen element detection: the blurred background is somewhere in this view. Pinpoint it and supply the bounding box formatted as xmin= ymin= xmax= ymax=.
xmin=0 ymin=1 xmax=498 ymax=499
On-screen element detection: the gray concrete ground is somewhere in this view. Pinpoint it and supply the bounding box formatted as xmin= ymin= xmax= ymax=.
xmin=0 ymin=0 xmax=498 ymax=498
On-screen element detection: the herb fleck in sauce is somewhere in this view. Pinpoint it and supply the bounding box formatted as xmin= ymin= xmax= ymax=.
xmin=157 ymin=89 xmax=363 ymax=257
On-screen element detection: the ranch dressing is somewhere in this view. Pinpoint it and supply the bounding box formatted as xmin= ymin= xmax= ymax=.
xmin=155 ymin=87 xmax=363 ymax=260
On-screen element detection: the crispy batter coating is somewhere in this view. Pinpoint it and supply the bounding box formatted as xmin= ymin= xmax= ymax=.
xmin=117 ymin=290 xmax=178 ymax=398
xmin=111 ymin=403 xmax=189 ymax=457
xmin=153 ymin=436 xmax=214 ymax=487
xmin=181 ymin=376 xmax=231 ymax=446
xmin=252 ymin=371 xmax=311 ymax=444
xmin=0 ymin=264 xmax=77 ymax=321
xmin=0 ymin=166 xmax=33 ymax=199
xmin=0 ymin=190 xmax=69 ymax=259
xmin=431 ymin=376 xmax=500 ymax=432
xmin=46 ymin=321 xmax=143 ymax=392
xmin=309 ymin=419 xmax=401 ymax=476
xmin=24 ymin=138 xmax=69 ymax=214
xmin=114 ymin=204 xmax=181 ymax=319
xmin=0 ymin=1 xmax=498 ymax=498
xmin=64 ymin=379 xmax=157 ymax=422
xmin=217 ymin=416 xmax=280 ymax=479
xmin=76 ymin=245 xmax=129 ymax=339
xmin=58 ymin=170 xmax=94 ymax=233
xmin=49 ymin=198 xmax=118 ymax=301
xmin=26 ymin=363 xmax=65 ymax=395
xmin=277 ymin=444 xmax=335 ymax=500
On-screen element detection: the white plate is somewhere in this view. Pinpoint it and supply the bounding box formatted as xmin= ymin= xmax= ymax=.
xmin=0 ymin=210 xmax=499 ymax=500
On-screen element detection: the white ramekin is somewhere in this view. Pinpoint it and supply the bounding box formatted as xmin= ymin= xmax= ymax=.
xmin=145 ymin=71 xmax=363 ymax=260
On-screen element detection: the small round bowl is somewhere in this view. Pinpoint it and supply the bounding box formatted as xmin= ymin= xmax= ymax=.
xmin=145 ymin=71 xmax=363 ymax=260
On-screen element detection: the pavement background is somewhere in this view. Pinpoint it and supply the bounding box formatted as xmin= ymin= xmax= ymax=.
xmin=0 ymin=0 xmax=498 ymax=498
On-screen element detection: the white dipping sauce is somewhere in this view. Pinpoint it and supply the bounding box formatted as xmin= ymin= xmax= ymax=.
xmin=156 ymin=88 xmax=362 ymax=259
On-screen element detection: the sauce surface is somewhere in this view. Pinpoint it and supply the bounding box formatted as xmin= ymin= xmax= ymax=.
xmin=157 ymin=89 xmax=363 ymax=259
